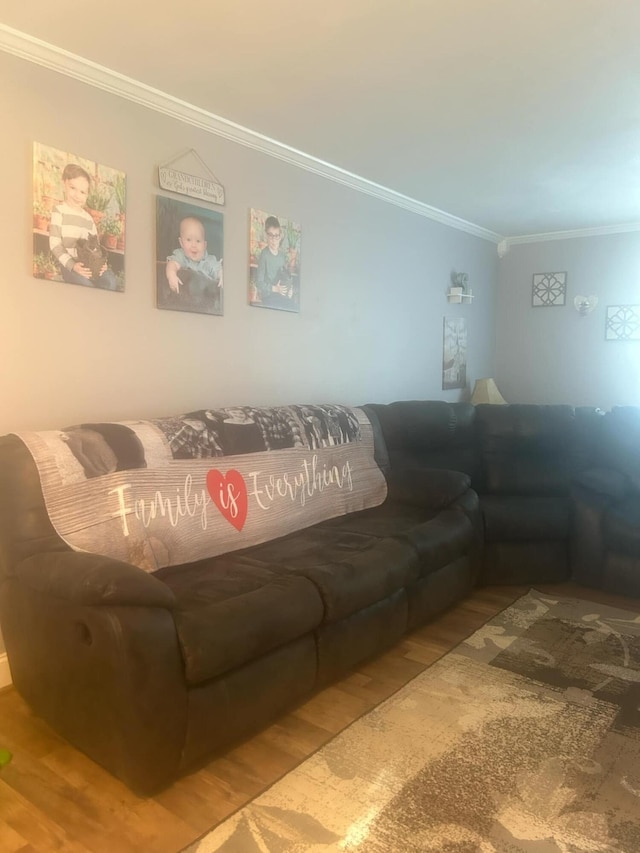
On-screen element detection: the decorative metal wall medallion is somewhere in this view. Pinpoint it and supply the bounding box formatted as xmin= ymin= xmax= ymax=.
xmin=605 ymin=305 xmax=640 ymax=341
xmin=532 ymin=272 xmax=567 ymax=307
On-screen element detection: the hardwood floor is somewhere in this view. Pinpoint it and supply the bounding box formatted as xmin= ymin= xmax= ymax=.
xmin=0 ymin=582 xmax=638 ymax=852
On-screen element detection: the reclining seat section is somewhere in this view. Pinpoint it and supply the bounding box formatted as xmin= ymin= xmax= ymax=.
xmin=0 ymin=402 xmax=479 ymax=793
xmin=366 ymin=400 xmax=603 ymax=585
xmin=476 ymin=405 xmax=575 ymax=583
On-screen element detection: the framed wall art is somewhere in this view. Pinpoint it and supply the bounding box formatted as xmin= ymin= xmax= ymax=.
xmin=442 ymin=317 xmax=467 ymax=390
xmin=249 ymin=208 xmax=301 ymax=313
xmin=605 ymin=305 xmax=640 ymax=341
xmin=33 ymin=142 xmax=126 ymax=292
xmin=532 ymin=272 xmax=567 ymax=307
xmin=156 ymin=196 xmax=224 ymax=316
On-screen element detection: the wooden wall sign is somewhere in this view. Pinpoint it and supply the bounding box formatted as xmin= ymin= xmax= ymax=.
xmin=158 ymin=149 xmax=225 ymax=205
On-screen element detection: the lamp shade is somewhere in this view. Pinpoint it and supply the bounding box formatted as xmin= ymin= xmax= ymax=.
xmin=471 ymin=378 xmax=507 ymax=405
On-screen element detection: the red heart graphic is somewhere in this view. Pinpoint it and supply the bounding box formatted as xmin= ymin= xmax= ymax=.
xmin=206 ymin=469 xmax=248 ymax=531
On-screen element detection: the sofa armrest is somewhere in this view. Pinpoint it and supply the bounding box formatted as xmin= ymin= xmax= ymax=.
xmin=573 ymin=467 xmax=629 ymax=500
xmin=1 ymin=575 xmax=186 ymax=793
xmin=14 ymin=551 xmax=176 ymax=608
xmin=388 ymin=468 xmax=471 ymax=509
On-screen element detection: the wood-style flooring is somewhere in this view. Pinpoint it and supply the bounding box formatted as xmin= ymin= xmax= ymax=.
xmin=0 ymin=582 xmax=638 ymax=852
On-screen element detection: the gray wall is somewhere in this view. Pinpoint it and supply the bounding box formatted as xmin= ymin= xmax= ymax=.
xmin=0 ymin=51 xmax=498 ymax=435
xmin=0 ymin=52 xmax=498 ymax=660
xmin=495 ymin=233 xmax=640 ymax=408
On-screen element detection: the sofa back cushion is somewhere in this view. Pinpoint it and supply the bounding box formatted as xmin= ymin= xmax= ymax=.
xmin=602 ymin=407 xmax=640 ymax=493
xmin=0 ymin=434 xmax=69 ymax=573
xmin=10 ymin=405 xmax=387 ymax=573
xmin=476 ymin=404 xmax=602 ymax=495
xmin=365 ymin=401 xmax=481 ymax=483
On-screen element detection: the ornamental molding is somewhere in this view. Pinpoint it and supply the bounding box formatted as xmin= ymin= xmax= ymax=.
xmin=2 ymin=24 xmax=638 ymax=252
xmin=0 ymin=24 xmax=501 ymax=243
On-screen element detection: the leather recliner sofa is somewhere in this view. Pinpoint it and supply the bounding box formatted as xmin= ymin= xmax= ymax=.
xmin=0 ymin=399 xmax=633 ymax=794
xmin=0 ymin=403 xmax=479 ymax=794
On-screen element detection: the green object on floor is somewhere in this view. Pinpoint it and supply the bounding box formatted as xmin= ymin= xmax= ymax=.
xmin=0 ymin=748 xmax=12 ymax=767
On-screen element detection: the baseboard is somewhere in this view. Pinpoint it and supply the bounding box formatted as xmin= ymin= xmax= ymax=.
xmin=0 ymin=652 xmax=12 ymax=688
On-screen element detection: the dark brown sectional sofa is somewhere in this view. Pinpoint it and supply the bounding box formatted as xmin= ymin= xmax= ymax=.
xmin=0 ymin=399 xmax=637 ymax=794
xmin=366 ymin=401 xmax=606 ymax=585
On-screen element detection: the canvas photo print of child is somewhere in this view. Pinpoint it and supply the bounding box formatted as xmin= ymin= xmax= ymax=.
xmin=156 ymin=196 xmax=224 ymax=316
xmin=33 ymin=142 xmax=126 ymax=292
xmin=249 ymin=208 xmax=301 ymax=313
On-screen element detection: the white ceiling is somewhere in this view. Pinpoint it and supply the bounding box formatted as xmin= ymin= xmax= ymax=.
xmin=2 ymin=0 xmax=639 ymax=239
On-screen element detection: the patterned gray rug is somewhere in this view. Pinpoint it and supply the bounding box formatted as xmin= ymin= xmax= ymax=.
xmin=184 ymin=590 xmax=640 ymax=852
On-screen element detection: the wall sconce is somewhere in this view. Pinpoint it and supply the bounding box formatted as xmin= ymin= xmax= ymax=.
xmin=447 ymin=272 xmax=474 ymax=303
xmin=574 ymin=295 xmax=598 ymax=316
xmin=471 ymin=378 xmax=507 ymax=405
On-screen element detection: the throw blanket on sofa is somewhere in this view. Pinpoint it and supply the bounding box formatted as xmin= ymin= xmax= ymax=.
xmin=16 ymin=405 xmax=387 ymax=572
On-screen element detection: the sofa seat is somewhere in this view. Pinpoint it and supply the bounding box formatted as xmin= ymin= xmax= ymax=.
xmin=603 ymin=495 xmax=640 ymax=557
xmin=316 ymin=501 xmax=439 ymax=538
xmin=235 ymin=522 xmax=421 ymax=623
xmin=482 ymin=495 xmax=570 ymax=542
xmin=156 ymin=557 xmax=324 ymax=686
xmin=319 ymin=503 xmax=475 ymax=575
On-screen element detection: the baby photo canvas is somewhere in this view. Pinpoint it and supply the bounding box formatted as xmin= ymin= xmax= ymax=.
xmin=156 ymin=196 xmax=224 ymax=316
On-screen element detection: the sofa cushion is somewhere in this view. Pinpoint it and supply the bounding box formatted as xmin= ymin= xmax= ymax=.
xmin=318 ymin=501 xmax=473 ymax=572
xmin=239 ymin=525 xmax=420 ymax=623
xmin=364 ymin=401 xmax=481 ymax=484
xmin=476 ymin=405 xmax=582 ymax=495
xmin=604 ymin=496 xmax=640 ymax=557
xmin=316 ymin=501 xmax=438 ymax=537
xmin=482 ymin=495 xmax=570 ymax=542
xmin=401 ymin=509 xmax=475 ymax=569
xmin=157 ymin=557 xmax=324 ymax=686
xmin=387 ymin=468 xmax=471 ymax=509
xmin=573 ymin=466 xmax=629 ymax=500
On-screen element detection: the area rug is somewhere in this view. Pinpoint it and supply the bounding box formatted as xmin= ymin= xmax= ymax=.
xmin=184 ymin=590 xmax=640 ymax=852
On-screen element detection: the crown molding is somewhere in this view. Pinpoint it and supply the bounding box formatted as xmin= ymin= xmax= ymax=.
xmin=0 ymin=24 xmax=502 ymax=244
xmin=505 ymin=222 xmax=640 ymax=246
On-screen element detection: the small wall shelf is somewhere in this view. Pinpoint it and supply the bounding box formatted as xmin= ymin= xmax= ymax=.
xmin=447 ymin=286 xmax=474 ymax=303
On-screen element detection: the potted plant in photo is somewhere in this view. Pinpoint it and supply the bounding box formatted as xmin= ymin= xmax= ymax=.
xmin=113 ymin=173 xmax=126 ymax=223
xmin=33 ymin=200 xmax=51 ymax=232
xmin=38 ymin=164 xmax=59 ymax=214
xmin=33 ymin=252 xmax=46 ymax=278
xmin=100 ymin=216 xmax=120 ymax=250
xmin=44 ymin=253 xmax=59 ymax=280
xmin=86 ymin=184 xmax=112 ymax=226
xmin=33 ymin=252 xmax=58 ymax=280
xmin=285 ymin=220 xmax=300 ymax=274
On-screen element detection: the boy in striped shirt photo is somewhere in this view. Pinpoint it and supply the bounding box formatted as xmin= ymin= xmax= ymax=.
xmin=48 ymin=163 xmax=118 ymax=290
